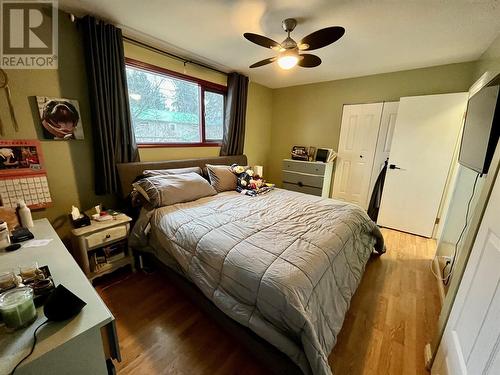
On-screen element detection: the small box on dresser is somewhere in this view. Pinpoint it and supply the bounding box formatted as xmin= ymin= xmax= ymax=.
xmin=282 ymin=159 xmax=334 ymax=197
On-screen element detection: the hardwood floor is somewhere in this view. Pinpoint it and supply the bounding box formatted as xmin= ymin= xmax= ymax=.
xmin=329 ymin=228 xmax=440 ymax=375
xmin=96 ymin=228 xmax=440 ymax=374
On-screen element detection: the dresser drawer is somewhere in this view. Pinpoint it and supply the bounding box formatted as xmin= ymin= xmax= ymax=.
xmin=282 ymin=171 xmax=324 ymax=188
xmin=283 ymin=182 xmax=323 ymax=196
xmin=282 ymin=159 xmax=326 ymax=175
xmin=85 ymin=225 xmax=128 ymax=249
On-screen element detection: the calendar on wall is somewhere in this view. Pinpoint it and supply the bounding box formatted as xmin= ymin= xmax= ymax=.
xmin=0 ymin=140 xmax=52 ymax=209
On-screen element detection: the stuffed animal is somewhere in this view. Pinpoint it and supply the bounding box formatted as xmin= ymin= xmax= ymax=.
xmin=230 ymin=164 xmax=272 ymax=196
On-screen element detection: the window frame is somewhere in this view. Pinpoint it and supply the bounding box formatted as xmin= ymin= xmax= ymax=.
xmin=125 ymin=58 xmax=227 ymax=148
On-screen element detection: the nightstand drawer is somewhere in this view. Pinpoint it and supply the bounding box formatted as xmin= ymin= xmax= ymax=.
xmin=85 ymin=225 xmax=128 ymax=249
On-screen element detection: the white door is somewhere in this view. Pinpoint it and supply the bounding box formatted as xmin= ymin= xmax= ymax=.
xmin=377 ymin=93 xmax=468 ymax=237
xmin=368 ymin=101 xmax=399 ymax=197
xmin=432 ymin=168 xmax=500 ymax=375
xmin=333 ymin=103 xmax=383 ymax=209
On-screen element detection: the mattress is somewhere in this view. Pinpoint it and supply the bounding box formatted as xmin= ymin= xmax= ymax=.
xmin=130 ymin=188 xmax=384 ymax=374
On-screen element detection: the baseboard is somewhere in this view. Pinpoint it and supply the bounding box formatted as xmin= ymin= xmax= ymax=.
xmin=432 ymin=256 xmax=446 ymax=306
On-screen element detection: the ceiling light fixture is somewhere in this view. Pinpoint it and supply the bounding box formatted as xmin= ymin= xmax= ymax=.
xmin=244 ymin=18 xmax=345 ymax=70
xmin=277 ymin=50 xmax=299 ymax=70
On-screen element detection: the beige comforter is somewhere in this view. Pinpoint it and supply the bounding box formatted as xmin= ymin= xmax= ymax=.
xmin=131 ymin=189 xmax=384 ymax=374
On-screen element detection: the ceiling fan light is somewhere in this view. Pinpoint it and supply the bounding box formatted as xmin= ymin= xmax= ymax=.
xmin=277 ymin=55 xmax=299 ymax=70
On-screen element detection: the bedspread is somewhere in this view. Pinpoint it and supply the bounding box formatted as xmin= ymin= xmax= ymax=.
xmin=131 ymin=189 xmax=384 ymax=374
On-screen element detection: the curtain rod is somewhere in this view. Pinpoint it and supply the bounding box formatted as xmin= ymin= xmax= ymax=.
xmin=69 ymin=13 xmax=228 ymax=76
xmin=122 ymin=36 xmax=228 ymax=76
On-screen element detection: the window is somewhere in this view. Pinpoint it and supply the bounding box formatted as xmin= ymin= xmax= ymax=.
xmin=125 ymin=59 xmax=226 ymax=146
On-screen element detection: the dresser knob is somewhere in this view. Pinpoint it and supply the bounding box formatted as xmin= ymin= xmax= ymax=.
xmin=105 ymin=234 xmax=111 ymax=239
xmin=298 ymin=181 xmax=303 ymax=187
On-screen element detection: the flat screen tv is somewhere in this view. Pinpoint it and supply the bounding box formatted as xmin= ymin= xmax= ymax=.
xmin=459 ymin=75 xmax=500 ymax=175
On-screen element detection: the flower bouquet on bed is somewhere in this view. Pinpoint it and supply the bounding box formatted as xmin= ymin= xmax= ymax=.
xmin=230 ymin=164 xmax=274 ymax=197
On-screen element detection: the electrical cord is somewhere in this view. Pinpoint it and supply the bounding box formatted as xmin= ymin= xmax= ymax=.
xmin=443 ymin=172 xmax=480 ymax=286
xmin=429 ymin=172 xmax=480 ymax=282
xmin=10 ymin=319 xmax=49 ymax=375
xmin=430 ymin=253 xmax=451 ymax=281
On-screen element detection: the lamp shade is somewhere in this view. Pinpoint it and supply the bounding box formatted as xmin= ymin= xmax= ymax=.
xmin=254 ymin=165 xmax=264 ymax=177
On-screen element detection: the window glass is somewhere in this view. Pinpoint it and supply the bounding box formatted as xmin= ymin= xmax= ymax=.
xmin=204 ymin=91 xmax=224 ymax=141
xmin=126 ymin=65 xmax=201 ymax=143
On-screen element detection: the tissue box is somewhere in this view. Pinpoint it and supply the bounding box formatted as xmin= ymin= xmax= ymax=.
xmin=69 ymin=213 xmax=91 ymax=228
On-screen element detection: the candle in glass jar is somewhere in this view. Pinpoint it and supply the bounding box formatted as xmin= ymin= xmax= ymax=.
xmin=0 ymin=287 xmax=37 ymax=331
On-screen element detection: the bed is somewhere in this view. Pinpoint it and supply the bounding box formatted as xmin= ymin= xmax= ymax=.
xmin=117 ymin=155 xmax=384 ymax=375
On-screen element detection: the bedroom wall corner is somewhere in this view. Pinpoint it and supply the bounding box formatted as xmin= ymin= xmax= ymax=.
xmin=473 ymin=32 xmax=500 ymax=80
xmin=244 ymin=81 xmax=273 ymax=173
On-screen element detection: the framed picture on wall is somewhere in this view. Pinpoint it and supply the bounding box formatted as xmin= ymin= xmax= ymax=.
xmin=36 ymin=96 xmax=85 ymax=140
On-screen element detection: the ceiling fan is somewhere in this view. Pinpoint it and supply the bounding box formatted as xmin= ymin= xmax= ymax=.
xmin=244 ymin=18 xmax=345 ymax=70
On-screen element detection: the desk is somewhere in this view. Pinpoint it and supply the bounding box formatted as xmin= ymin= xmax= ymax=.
xmin=0 ymin=219 xmax=119 ymax=375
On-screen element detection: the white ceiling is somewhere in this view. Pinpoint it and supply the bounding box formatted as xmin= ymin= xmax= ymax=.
xmin=59 ymin=0 xmax=500 ymax=88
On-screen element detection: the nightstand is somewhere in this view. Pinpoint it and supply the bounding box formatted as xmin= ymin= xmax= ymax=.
xmin=71 ymin=214 xmax=135 ymax=281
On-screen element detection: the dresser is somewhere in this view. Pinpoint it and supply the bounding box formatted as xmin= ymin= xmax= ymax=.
xmin=0 ymin=219 xmax=119 ymax=375
xmin=282 ymin=159 xmax=334 ymax=197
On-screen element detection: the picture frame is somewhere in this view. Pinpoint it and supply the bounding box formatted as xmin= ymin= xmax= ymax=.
xmin=308 ymin=147 xmax=317 ymax=161
xmin=291 ymin=146 xmax=309 ymax=161
xmin=315 ymin=148 xmax=334 ymax=163
xmin=36 ymin=96 xmax=84 ymax=140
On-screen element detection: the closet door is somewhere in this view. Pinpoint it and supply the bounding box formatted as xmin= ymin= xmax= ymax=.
xmin=368 ymin=101 xmax=399 ymax=197
xmin=333 ymin=103 xmax=383 ymax=209
xmin=377 ymin=93 xmax=468 ymax=237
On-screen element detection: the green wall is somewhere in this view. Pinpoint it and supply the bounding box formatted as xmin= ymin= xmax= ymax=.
xmin=0 ymin=12 xmax=115 ymax=241
xmin=268 ymin=62 xmax=477 ymax=186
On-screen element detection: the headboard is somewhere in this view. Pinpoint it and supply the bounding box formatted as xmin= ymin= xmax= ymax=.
xmin=116 ymin=155 xmax=248 ymax=198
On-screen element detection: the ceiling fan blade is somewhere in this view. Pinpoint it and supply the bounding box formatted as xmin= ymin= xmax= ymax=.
xmin=298 ymin=54 xmax=322 ymax=68
xmin=249 ymin=57 xmax=276 ymax=68
xmin=244 ymin=33 xmax=281 ymax=50
xmin=299 ymin=26 xmax=345 ymax=51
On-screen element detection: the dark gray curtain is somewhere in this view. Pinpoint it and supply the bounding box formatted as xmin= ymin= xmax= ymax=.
xmin=80 ymin=16 xmax=138 ymax=195
xmin=220 ymin=72 xmax=249 ymax=156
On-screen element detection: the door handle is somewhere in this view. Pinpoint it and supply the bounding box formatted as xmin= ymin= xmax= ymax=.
xmin=389 ymin=164 xmax=406 ymax=170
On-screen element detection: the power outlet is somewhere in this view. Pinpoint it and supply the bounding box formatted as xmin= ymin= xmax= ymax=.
xmin=442 ymin=255 xmax=453 ymax=263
